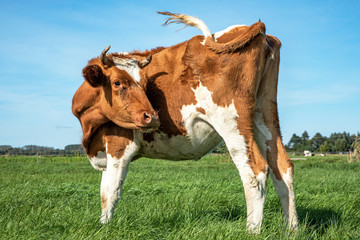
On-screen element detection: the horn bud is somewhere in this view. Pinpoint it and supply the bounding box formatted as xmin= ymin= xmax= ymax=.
xmin=100 ymin=45 xmax=112 ymax=66
xmin=139 ymin=54 xmax=152 ymax=68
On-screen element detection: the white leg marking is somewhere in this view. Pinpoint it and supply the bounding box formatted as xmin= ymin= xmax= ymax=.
xmin=100 ymin=140 xmax=139 ymax=224
xmin=270 ymin=168 xmax=298 ymax=231
xmin=229 ymin=143 xmax=267 ymax=234
xmin=243 ymin=172 xmax=267 ymax=233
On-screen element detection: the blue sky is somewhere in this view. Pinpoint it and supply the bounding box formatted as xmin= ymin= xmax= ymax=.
xmin=0 ymin=0 xmax=359 ymax=149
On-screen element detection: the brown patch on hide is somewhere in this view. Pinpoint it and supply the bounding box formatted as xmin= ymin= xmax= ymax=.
xmin=141 ymin=41 xmax=199 ymax=138
xmin=180 ymin=30 xmax=269 ymax=149
xmin=104 ymin=123 xmax=134 ymax=159
xmin=215 ymin=25 xmax=248 ymax=43
xmin=276 ymin=136 xmax=294 ymax=173
xmin=182 ymin=32 xmax=268 ymax=108
xmin=130 ymin=47 xmax=167 ymax=57
xmin=85 ymin=122 xmax=134 ymax=160
xmin=109 ymin=47 xmax=167 ymax=64
xmin=265 ymin=137 xmax=294 ymax=180
xmin=196 ymin=107 xmax=206 ymax=115
xmin=205 ymin=21 xmax=266 ymax=53
xmin=248 ymin=138 xmax=269 ymax=175
xmin=87 ymin=124 xmax=106 ymax=157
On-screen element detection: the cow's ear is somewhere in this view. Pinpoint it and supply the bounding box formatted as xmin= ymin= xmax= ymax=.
xmin=82 ymin=65 xmax=106 ymax=87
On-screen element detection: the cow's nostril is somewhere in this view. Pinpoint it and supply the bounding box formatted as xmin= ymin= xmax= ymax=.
xmin=144 ymin=112 xmax=151 ymax=123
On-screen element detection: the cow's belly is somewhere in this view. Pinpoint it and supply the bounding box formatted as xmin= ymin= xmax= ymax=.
xmin=136 ymin=119 xmax=222 ymax=160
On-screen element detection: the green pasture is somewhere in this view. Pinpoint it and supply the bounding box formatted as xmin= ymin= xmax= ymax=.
xmin=0 ymin=155 xmax=359 ymax=239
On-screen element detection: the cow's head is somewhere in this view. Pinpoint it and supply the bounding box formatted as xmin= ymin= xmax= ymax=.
xmin=82 ymin=46 xmax=159 ymax=132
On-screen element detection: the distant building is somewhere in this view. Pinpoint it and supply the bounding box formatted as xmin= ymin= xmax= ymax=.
xmin=304 ymin=150 xmax=313 ymax=157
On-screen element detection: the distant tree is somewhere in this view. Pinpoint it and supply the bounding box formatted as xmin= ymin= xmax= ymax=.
xmin=325 ymin=132 xmax=355 ymax=152
xmin=300 ymin=131 xmax=312 ymax=151
xmin=334 ymin=138 xmax=347 ymax=152
xmin=287 ymin=134 xmax=301 ymax=150
xmin=319 ymin=141 xmax=331 ymax=153
xmin=8 ymin=147 xmax=23 ymax=155
xmin=64 ymin=144 xmax=85 ymax=155
xmin=286 ymin=131 xmax=359 ymax=153
xmin=0 ymin=145 xmax=12 ymax=155
xmin=301 ymin=131 xmax=309 ymax=142
xmin=311 ymin=133 xmax=325 ymax=152
xmin=65 ymin=144 xmax=81 ymax=151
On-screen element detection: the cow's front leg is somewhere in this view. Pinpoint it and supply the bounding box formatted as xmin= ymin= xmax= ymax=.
xmin=100 ymin=128 xmax=139 ymax=224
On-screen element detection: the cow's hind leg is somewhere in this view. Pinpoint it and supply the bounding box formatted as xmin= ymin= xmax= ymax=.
xmin=268 ymin=136 xmax=298 ymax=231
xmin=230 ymin=135 xmax=269 ymax=233
xmin=255 ymin=35 xmax=298 ymax=231
xmin=213 ymin=107 xmax=269 ymax=233
xmin=254 ymin=111 xmax=298 ymax=231
xmin=100 ymin=126 xmax=138 ymax=224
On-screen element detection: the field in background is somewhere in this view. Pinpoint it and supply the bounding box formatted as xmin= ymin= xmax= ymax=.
xmin=0 ymin=155 xmax=359 ymax=239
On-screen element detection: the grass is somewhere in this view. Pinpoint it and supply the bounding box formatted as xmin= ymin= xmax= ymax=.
xmin=0 ymin=155 xmax=359 ymax=239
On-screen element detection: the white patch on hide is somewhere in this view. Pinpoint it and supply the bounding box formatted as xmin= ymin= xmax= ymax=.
xmin=201 ymin=24 xmax=246 ymax=45
xmin=113 ymin=57 xmax=141 ymax=83
xmin=137 ymin=110 xmax=221 ymax=160
xmin=214 ymin=24 xmax=246 ymax=41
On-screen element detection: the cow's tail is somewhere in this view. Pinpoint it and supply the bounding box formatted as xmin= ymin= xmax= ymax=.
xmin=158 ymin=11 xmax=213 ymax=40
xmin=158 ymin=11 xmax=266 ymax=54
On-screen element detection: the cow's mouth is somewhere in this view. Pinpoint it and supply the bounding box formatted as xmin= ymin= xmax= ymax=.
xmin=138 ymin=125 xmax=159 ymax=133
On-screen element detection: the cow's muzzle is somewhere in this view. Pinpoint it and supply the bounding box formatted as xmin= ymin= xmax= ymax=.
xmin=138 ymin=112 xmax=160 ymax=132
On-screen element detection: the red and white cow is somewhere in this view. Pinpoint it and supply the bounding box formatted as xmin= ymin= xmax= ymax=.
xmin=72 ymin=12 xmax=298 ymax=233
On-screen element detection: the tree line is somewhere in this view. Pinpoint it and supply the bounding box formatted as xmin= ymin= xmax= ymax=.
xmin=285 ymin=131 xmax=359 ymax=153
xmin=0 ymin=144 xmax=85 ymax=156
xmin=1 ymin=131 xmax=358 ymax=156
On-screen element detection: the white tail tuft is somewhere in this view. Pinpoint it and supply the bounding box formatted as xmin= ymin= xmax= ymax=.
xmin=158 ymin=11 xmax=213 ymax=40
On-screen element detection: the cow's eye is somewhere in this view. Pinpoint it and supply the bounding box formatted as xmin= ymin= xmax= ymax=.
xmin=114 ymin=81 xmax=121 ymax=87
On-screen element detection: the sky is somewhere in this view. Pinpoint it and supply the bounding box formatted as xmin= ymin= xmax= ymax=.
xmin=0 ymin=0 xmax=359 ymax=149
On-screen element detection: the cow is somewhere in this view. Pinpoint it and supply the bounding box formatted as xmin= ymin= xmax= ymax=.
xmin=72 ymin=12 xmax=298 ymax=233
